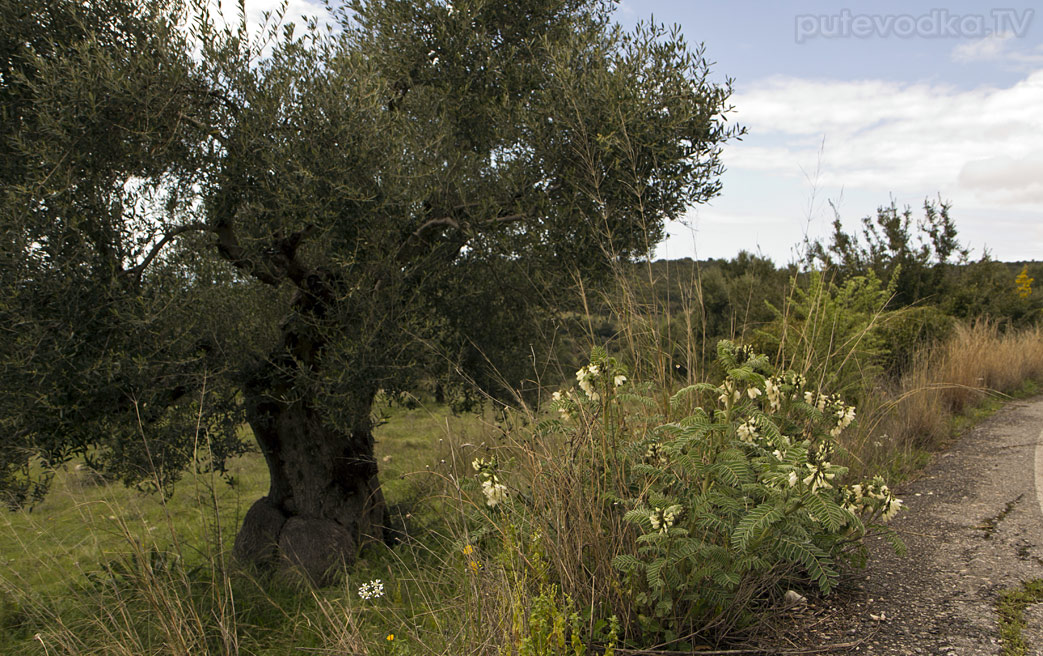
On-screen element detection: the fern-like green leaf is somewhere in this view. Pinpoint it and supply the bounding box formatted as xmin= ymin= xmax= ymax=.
xmin=669 ymin=384 xmax=717 ymax=410
xmin=775 ymin=535 xmax=838 ymax=593
xmin=617 ymin=392 xmax=659 ymax=409
xmin=711 ymin=568 xmax=741 ymax=590
xmin=880 ymin=526 xmax=907 ymax=556
xmin=711 ymin=450 xmax=755 ymax=487
xmin=646 ymin=558 xmax=668 ymax=589
xmin=623 ymin=508 xmax=652 ymax=528
xmin=612 ymin=554 xmax=644 ymax=573
xmin=731 ymin=502 xmax=783 ymax=552
xmin=802 ymin=490 xmax=845 ymax=532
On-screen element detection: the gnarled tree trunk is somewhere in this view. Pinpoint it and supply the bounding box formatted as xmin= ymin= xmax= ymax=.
xmin=234 ymin=368 xmax=385 ymax=585
xmin=232 ymin=288 xmax=386 ymax=586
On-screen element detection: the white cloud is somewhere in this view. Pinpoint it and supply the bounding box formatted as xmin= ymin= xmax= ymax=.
xmin=952 ymin=32 xmax=1043 ymax=67
xmin=958 ymin=156 xmax=1043 ymax=204
xmin=726 ymin=71 xmax=1043 ymax=210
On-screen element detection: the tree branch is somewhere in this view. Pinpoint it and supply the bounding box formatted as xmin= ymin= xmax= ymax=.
xmin=213 ymin=218 xmax=280 ymax=285
xmin=400 ymin=212 xmax=528 ymax=262
xmin=124 ymin=222 xmax=210 ymax=281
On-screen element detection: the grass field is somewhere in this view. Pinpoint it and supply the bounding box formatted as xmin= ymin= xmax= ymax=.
xmin=3 ymin=322 xmax=1043 ymax=654
xmin=0 ymin=400 xmax=502 ymax=654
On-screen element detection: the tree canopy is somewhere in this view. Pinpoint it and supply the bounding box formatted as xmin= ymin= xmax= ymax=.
xmin=1 ymin=0 xmax=740 ymax=582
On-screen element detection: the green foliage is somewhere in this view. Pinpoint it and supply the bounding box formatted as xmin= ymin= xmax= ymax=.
xmin=611 ymin=342 xmax=905 ymax=642
xmin=804 ymin=199 xmax=1043 ymax=326
xmin=758 ymin=271 xmax=892 ymax=399
xmin=513 ymin=585 xmax=587 ymax=656
xmin=876 ymin=305 xmax=954 ymax=376
xmin=996 ymin=578 xmax=1043 ymax=656
xmin=805 ymin=199 xmax=967 ymax=307
xmin=943 ymin=258 xmax=1043 ymax=324
xmin=0 ymin=0 xmax=741 ymax=514
xmin=490 ymin=342 xmax=903 ymax=645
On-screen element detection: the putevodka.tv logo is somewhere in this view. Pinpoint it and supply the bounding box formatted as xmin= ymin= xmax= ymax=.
xmin=794 ymin=8 xmax=1033 ymax=43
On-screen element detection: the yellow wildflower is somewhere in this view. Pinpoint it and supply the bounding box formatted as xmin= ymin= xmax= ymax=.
xmin=1015 ymin=266 xmax=1034 ymax=298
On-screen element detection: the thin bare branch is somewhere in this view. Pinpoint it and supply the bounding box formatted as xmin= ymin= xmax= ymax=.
xmin=125 ymin=222 xmax=210 ymax=281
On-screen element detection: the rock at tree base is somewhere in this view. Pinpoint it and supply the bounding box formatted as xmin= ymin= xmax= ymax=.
xmin=278 ymin=516 xmax=356 ymax=587
xmin=233 ymin=497 xmax=287 ymax=567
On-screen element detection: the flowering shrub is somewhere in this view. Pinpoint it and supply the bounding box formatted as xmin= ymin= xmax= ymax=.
xmin=1015 ymin=266 xmax=1034 ymax=299
xmin=539 ymin=341 xmax=904 ymax=643
xmin=472 ymin=457 xmax=509 ymax=508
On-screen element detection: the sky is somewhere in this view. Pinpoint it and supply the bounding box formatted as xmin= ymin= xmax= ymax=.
xmin=228 ymin=1 xmax=1043 ymax=265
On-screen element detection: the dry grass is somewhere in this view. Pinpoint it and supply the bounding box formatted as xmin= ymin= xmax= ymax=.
xmin=849 ymin=320 xmax=1043 ymax=480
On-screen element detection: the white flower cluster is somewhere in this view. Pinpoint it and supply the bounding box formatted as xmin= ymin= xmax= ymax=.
xmin=561 ymin=360 xmax=627 ymax=410
xmin=649 ymin=505 xmax=683 ymax=534
xmin=644 ymin=441 xmax=668 ymax=467
xmin=803 ymin=390 xmax=828 ymax=411
xmin=481 ymin=479 xmax=508 ymax=507
xmin=764 ymin=377 xmax=782 ymax=412
xmin=550 ymin=390 xmax=571 ymax=420
xmin=576 ymin=363 xmax=601 ymax=401
xmin=736 ymin=344 xmax=756 ymax=362
xmin=763 ymin=372 xmax=809 ymax=411
xmin=736 ymin=418 xmax=759 ymax=443
xmin=473 ymin=458 xmax=509 ymax=508
xmin=845 ymin=476 xmax=903 ymax=522
xmin=802 ymin=460 xmax=836 ymax=492
xmin=832 ymin=404 xmax=857 ymax=437
xmin=358 ymin=579 xmax=384 ymax=600
xmin=717 ymin=379 xmax=741 ymax=405
xmin=803 ymin=391 xmax=857 ymax=437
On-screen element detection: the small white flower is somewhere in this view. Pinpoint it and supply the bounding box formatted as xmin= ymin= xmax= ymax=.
xmin=736 ymin=419 xmax=758 ymax=443
xmin=718 ymin=380 xmax=741 ymax=404
xmin=649 ymin=510 xmax=662 ymax=531
xmin=481 ymin=479 xmax=508 ymax=507
xmin=802 ymin=462 xmax=835 ymax=492
xmin=787 ymin=470 xmax=799 ymax=487
xmin=578 ymin=375 xmax=597 ymax=400
xmin=747 ymin=386 xmax=762 ymax=399
xmin=551 ymin=391 xmax=562 ymax=402
xmin=614 ymin=374 xmax=627 ymax=387
xmin=662 ymin=505 xmax=682 ymax=529
xmin=881 ymin=496 xmax=903 ymax=522
xmin=358 ymin=579 xmax=385 ymax=600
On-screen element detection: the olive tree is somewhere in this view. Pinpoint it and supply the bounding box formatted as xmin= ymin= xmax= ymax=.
xmin=1 ymin=0 xmax=741 ymax=583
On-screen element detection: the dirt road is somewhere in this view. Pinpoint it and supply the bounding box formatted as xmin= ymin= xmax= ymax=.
xmin=792 ymin=395 xmax=1043 ymax=655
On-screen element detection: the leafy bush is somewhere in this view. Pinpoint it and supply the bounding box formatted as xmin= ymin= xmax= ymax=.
xmin=479 ymin=342 xmax=904 ymax=647
xmin=757 ymin=271 xmax=892 ymax=400
xmin=876 ymin=305 xmax=954 ymax=377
